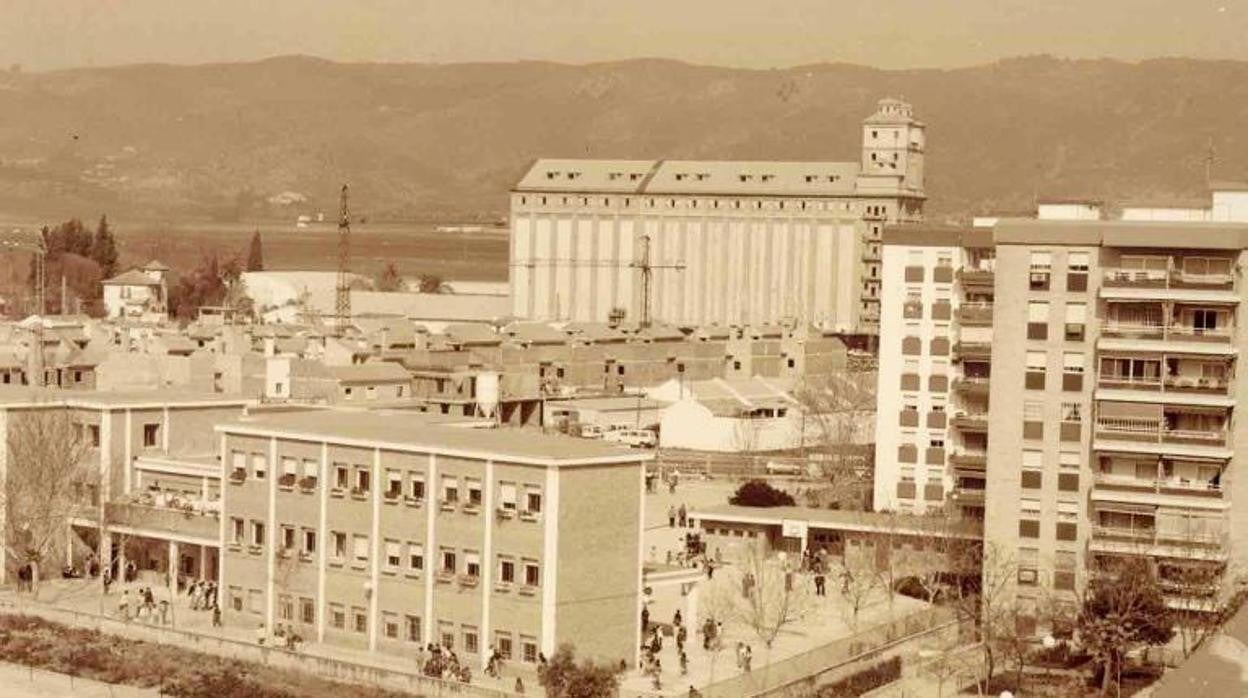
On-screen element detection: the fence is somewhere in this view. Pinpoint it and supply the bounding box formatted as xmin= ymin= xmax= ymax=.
xmin=0 ymin=600 xmax=519 ymax=698
xmin=698 ymin=606 xmax=957 ymax=697
xmin=654 ymin=448 xmax=873 ymax=482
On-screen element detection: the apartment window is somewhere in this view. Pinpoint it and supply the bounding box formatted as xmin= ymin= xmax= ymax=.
xmin=1067 ymin=252 xmax=1090 ymax=291
xmin=334 ymin=463 xmax=349 ymax=490
xmin=302 ymin=528 xmax=316 ymax=556
xmin=524 ymin=561 xmax=541 ymax=587
xmin=442 ymin=476 xmax=459 ymax=503
xmin=230 ymin=517 xmax=244 ymax=545
xmin=231 ymin=451 xmax=247 ymax=479
xmin=385 ymin=540 xmax=401 ymax=570
xmin=1025 ymin=351 xmax=1046 ymax=390
xmin=1023 ymin=400 xmax=1044 ymax=439
xmin=1027 ymin=302 xmax=1049 ymax=340
xmin=332 ymin=532 xmax=347 ymax=560
xmin=330 ymin=604 xmax=345 ymax=629
xmin=352 ymin=534 xmax=369 ymax=564
xmin=252 ymin=453 xmax=267 ymax=480
xmin=1019 ymin=519 xmax=1040 ymax=539
xmin=1059 ymin=451 xmax=1080 ymax=470
xmin=406 ymin=615 xmax=422 ymax=642
xmin=300 ymin=597 xmax=315 ymax=625
xmin=1021 ymin=469 xmax=1042 ymax=489
xmin=143 ymin=423 xmax=160 ymax=448
xmin=250 ymin=521 xmax=265 ymax=547
xmin=1061 ymin=401 xmax=1083 ymax=422
xmin=1056 ymin=522 xmax=1078 ymax=541
xmin=499 ymin=483 xmax=518 ymax=511
xmin=1065 ymin=303 xmax=1087 ymax=341
xmin=1062 ymin=352 xmax=1085 ymax=391
xmin=499 ymin=557 xmax=516 ymax=584
xmin=1029 ymin=251 xmax=1052 ymax=290
xmin=1018 ymin=547 xmax=1039 ymax=586
xmin=409 ymin=474 xmax=426 ymax=501
xmin=1022 ymin=450 xmax=1043 ymax=470
xmin=408 ymin=543 xmax=424 ymax=572
xmin=354 ymin=607 xmax=368 ymax=634
xmin=1054 ymin=551 xmax=1077 ymax=590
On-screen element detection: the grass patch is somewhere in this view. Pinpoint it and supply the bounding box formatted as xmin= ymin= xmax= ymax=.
xmin=0 ymin=614 xmax=410 ymax=697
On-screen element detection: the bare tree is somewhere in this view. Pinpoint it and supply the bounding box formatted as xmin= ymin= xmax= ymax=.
xmin=697 ymin=579 xmax=737 ymax=683
xmin=723 ymin=541 xmax=816 ymax=653
xmin=792 ymin=369 xmax=875 ymax=510
xmin=3 ymin=408 xmax=94 ymax=597
xmin=1163 ymin=555 xmax=1240 ymax=658
xmin=837 ymin=550 xmax=879 ymax=633
xmin=947 ymin=540 xmax=1014 ymax=688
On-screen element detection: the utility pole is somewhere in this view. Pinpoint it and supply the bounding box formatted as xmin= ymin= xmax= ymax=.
xmin=334 ymin=184 xmax=352 ymax=335
xmin=629 ymin=235 xmax=686 ymax=328
xmin=1205 ymin=136 xmax=1217 ymax=188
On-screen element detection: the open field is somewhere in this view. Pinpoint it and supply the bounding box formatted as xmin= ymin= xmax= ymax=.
xmin=0 ymin=215 xmax=511 ymax=282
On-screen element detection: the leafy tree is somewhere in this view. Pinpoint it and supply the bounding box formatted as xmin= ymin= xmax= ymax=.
xmin=375 ymin=263 xmax=404 ymax=292
xmin=169 ymin=253 xmax=245 ymax=321
xmin=245 ymin=230 xmax=264 ymax=272
xmin=729 ymin=479 xmax=795 ymax=507
xmin=537 ymin=644 xmax=622 ymax=698
xmin=1078 ymin=557 xmax=1174 ymax=696
xmin=416 ymin=273 xmax=448 ymax=293
xmin=90 ymin=215 xmax=119 ymax=279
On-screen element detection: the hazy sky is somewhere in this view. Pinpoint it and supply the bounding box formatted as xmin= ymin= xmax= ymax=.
xmin=3 ymin=0 xmax=1247 ymax=71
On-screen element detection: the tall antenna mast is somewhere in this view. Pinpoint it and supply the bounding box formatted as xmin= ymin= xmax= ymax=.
xmin=1205 ymin=135 xmax=1217 ymax=188
xmin=335 ymin=184 xmax=352 ymax=333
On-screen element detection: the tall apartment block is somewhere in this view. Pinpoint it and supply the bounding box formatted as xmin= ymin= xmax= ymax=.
xmin=217 ymin=411 xmax=648 ymax=666
xmin=875 ymin=219 xmax=1248 ymax=621
xmin=509 ymin=98 xmax=926 ymax=334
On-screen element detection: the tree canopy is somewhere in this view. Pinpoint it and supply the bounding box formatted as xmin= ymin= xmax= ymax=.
xmin=729 ymin=480 xmax=796 ymax=507
xmin=375 ymin=263 xmax=404 ymax=292
xmin=245 ymin=230 xmax=264 ymax=272
xmin=537 ymin=644 xmax=622 ymax=698
xmin=1078 ymin=557 xmax=1175 ymax=695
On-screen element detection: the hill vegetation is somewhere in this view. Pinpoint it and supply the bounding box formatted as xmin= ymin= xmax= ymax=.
xmin=0 ymin=55 xmax=1246 ymax=222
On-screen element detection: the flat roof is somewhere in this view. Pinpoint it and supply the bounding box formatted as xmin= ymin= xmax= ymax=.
xmin=0 ymin=386 xmax=253 ymax=410
xmin=692 ymin=504 xmax=983 ymax=539
xmin=546 ymin=396 xmax=667 ymax=413
xmin=513 ymin=158 xmax=865 ymax=197
xmin=217 ymin=410 xmax=651 ymax=467
xmin=882 ymin=224 xmax=993 ymax=248
xmin=995 ymin=218 xmax=1248 ymax=248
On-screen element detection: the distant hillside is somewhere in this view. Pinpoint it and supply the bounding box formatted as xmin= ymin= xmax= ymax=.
xmin=1 ymin=55 xmax=1247 ymax=223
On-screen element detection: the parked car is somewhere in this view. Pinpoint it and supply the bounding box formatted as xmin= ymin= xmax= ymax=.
xmin=764 ymin=460 xmax=804 ymax=476
xmin=604 ymin=428 xmax=658 ymax=449
xmin=577 ymin=424 xmax=607 ymax=439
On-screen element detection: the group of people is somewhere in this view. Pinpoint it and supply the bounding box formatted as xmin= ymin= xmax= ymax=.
xmin=666 ymin=503 xmax=691 ymax=529
xmin=117 ymin=586 xmax=170 ymax=624
xmin=640 ymin=607 xmax=690 ymax=690
xmin=255 ymin=622 xmax=302 ymax=651
xmin=417 ymin=643 xmax=472 ymax=683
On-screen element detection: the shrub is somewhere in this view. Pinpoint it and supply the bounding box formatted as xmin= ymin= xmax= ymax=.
xmin=819 ymin=656 xmax=902 ymax=697
xmin=729 ymin=479 xmax=796 ymax=507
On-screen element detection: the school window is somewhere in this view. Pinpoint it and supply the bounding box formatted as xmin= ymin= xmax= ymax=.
xmin=332 ymin=532 xmax=347 ymax=560
xmin=278 ymin=594 xmax=293 ymax=621
xmin=334 ymin=463 xmax=349 ymax=490
xmin=143 ymin=423 xmax=160 ymax=447
xmin=247 ymin=589 xmax=262 ymax=615
xmin=466 ymin=479 xmax=483 ymax=506
xmin=355 ymin=467 xmax=370 ymax=493
xmin=302 ymin=529 xmax=316 ymax=555
xmin=526 ymin=488 xmax=543 ymax=513
xmin=442 ymin=476 xmax=459 ymax=503
xmin=522 ymin=638 xmax=538 ymax=663
xmin=409 ymin=474 xmax=425 ymax=500
xmin=229 ymin=586 xmax=244 ymax=611
xmin=352 ymin=535 xmax=369 ymax=563
xmin=499 ymin=483 xmax=518 ymax=511
xmin=300 ymin=597 xmax=315 ymax=625
xmin=386 ymin=470 xmax=402 ymax=498
xmin=250 ymin=521 xmax=265 ymax=547
xmin=230 ymin=517 xmax=244 ymax=545
xmin=385 ymin=540 xmax=401 ymax=570
xmin=496 ymin=632 xmax=514 ymax=659
xmin=406 ymin=615 xmax=422 ymax=642
xmin=252 ymin=453 xmax=267 ymax=480
xmin=384 ymin=614 xmax=400 ymax=639
xmin=281 ymin=525 xmax=295 ymax=550
xmin=330 ymin=604 xmax=345 ymax=629
xmin=524 ymin=561 xmax=540 ymax=587
xmin=353 ymin=607 xmax=368 ymax=634
xmin=463 ymin=627 xmax=480 ymax=654
xmin=465 ymin=551 xmax=481 ymax=578
xmin=408 ymin=543 xmax=424 ymax=572
xmin=442 ymin=549 xmax=457 ymax=573
xmin=499 ymin=557 xmax=516 ymax=584
xmin=301 ymin=458 xmax=318 ymax=486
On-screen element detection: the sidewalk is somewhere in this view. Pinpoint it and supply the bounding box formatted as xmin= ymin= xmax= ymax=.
xmin=0 ymin=659 xmax=157 ymax=698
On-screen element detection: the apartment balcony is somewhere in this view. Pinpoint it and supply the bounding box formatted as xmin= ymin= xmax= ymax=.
xmin=950 ymin=487 xmax=985 ymax=506
xmin=955 ymin=303 xmax=994 ymax=326
xmin=949 ymin=412 xmax=988 ymax=432
xmin=1093 ymin=418 xmax=1232 ymax=459
xmin=953 ymin=342 xmax=992 ymax=360
xmin=953 ymin=375 xmax=990 ymax=395
xmin=1101 ymin=268 xmax=1238 ymax=303
xmin=949 ymin=449 xmax=987 ymax=470
xmin=1091 ymin=472 xmax=1226 ymax=511
xmin=1098 ymin=323 xmax=1235 ymax=356
xmin=957 ymin=268 xmax=995 ymax=288
xmin=1096 ymin=374 xmax=1234 ymax=407
xmin=1089 ymin=525 xmax=1228 ymax=561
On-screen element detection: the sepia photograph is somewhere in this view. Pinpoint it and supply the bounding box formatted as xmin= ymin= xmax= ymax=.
xmin=0 ymin=1 xmax=1244 ymax=696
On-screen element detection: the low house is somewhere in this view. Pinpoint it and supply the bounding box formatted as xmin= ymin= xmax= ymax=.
xmin=102 ymin=260 xmax=169 ymax=321
xmin=649 ymin=376 xmax=808 ymax=452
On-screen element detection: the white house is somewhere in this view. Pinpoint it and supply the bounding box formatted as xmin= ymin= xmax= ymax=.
xmin=101 ymin=260 xmax=168 ymax=321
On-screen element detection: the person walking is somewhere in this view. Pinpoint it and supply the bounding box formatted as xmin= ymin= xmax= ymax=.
xmin=515 ymin=677 xmax=525 ymax=694
xmin=679 ymin=650 xmax=688 ymax=676
xmin=678 ymin=503 xmax=688 ymax=527
xmin=814 ymin=572 xmax=826 ymax=597
xmin=676 ymin=623 xmax=687 ymax=653
xmin=212 ymin=603 xmax=222 ymax=627
xmin=668 ymin=505 xmax=676 ymax=528
xmin=118 ymin=590 xmax=130 ymax=621
xmin=743 ymin=644 xmax=753 ymax=672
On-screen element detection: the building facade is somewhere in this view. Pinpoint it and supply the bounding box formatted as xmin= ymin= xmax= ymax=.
xmin=216 ymin=411 xmax=648 ymax=667
xmin=509 ymin=98 xmax=926 ymax=333
xmin=874 ymin=219 xmax=1248 ymax=622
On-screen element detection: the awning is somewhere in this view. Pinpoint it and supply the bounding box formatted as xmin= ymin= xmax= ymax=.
xmin=1098 ymin=401 xmax=1162 ymax=419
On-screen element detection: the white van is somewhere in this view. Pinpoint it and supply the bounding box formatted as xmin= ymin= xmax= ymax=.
xmin=604 ymin=428 xmax=657 ymax=449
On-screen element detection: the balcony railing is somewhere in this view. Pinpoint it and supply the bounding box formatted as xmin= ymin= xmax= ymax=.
xmin=953 ymin=342 xmax=992 ymax=359
xmin=1100 ymin=322 xmax=1233 ymax=343
xmin=957 ymin=268 xmax=995 ymax=286
xmin=1102 ymin=268 xmax=1236 ymax=292
xmin=950 ymin=412 xmax=989 ymax=431
xmin=956 ymin=303 xmax=994 ymax=325
xmin=1094 ymin=417 xmax=1228 ymax=448
xmin=104 ymin=499 xmax=220 ymax=540
xmin=1098 ymin=375 xmax=1232 ymax=397
xmin=949 ymin=449 xmax=987 ymax=469
xmin=1093 ymin=472 xmax=1223 ymax=498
